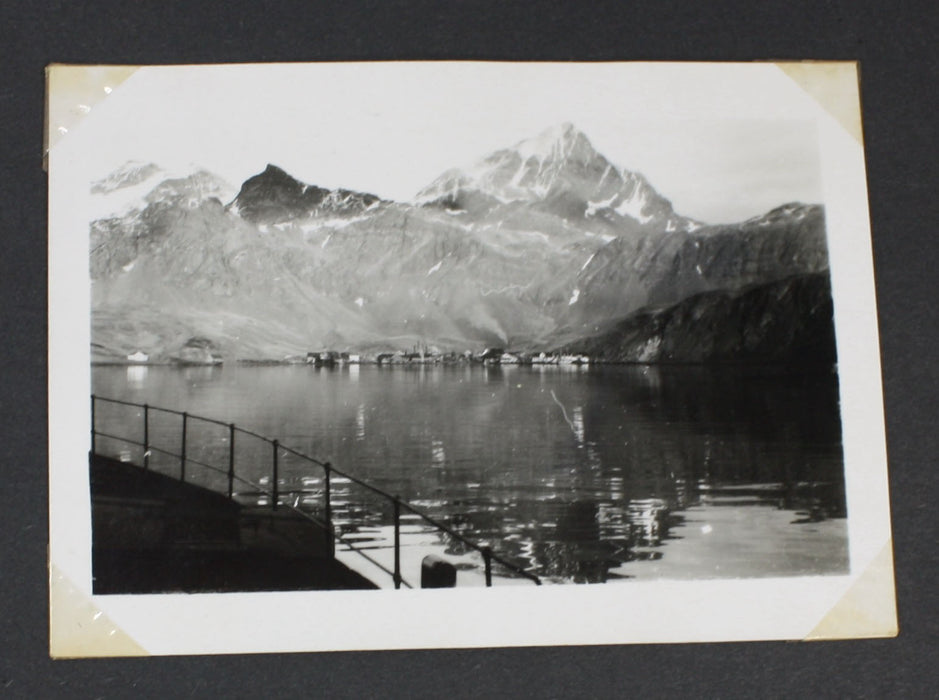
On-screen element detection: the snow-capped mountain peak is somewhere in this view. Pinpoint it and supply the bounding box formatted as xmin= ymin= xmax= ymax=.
xmin=88 ymin=162 xmax=236 ymax=223
xmin=90 ymin=161 xmax=163 ymax=195
xmin=414 ymin=123 xmax=695 ymax=231
xmin=415 ymin=123 xmax=606 ymax=206
xmin=513 ymin=122 xmax=596 ymax=164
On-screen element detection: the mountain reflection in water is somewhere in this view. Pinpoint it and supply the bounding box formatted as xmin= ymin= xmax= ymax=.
xmin=92 ymin=363 xmax=848 ymax=584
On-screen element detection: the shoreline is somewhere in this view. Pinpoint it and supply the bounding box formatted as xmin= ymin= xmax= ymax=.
xmin=92 ymin=358 xmax=840 ymax=373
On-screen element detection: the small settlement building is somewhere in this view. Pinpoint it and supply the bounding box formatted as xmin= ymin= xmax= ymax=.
xmin=477 ymin=348 xmax=505 ymax=365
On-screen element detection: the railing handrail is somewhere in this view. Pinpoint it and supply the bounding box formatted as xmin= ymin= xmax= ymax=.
xmin=91 ymin=428 xmax=413 ymax=588
xmin=90 ymin=394 xmax=541 ymax=587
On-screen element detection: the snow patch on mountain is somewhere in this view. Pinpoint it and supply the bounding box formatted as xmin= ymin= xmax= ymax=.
xmin=585 ymin=194 xmax=617 ymax=217
xmin=614 ymin=189 xmax=653 ymax=223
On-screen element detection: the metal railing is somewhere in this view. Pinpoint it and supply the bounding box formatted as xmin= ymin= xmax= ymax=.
xmin=90 ymin=395 xmax=541 ymax=588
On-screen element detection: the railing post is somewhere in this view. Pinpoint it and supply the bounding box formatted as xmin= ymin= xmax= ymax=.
xmin=482 ymin=547 xmax=493 ymax=587
xmin=90 ymin=394 xmax=96 ymax=454
xmin=393 ymin=496 xmax=402 ymax=590
xmin=179 ymin=412 xmax=187 ymax=481
xmin=142 ymin=403 xmax=149 ymax=469
xmin=227 ymin=423 xmax=235 ymax=499
xmin=324 ymin=462 xmax=334 ymax=557
xmin=272 ymin=439 xmax=279 ymax=511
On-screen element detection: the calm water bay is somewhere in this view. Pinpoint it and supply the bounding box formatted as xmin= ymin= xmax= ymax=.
xmin=92 ymin=363 xmax=848 ymax=585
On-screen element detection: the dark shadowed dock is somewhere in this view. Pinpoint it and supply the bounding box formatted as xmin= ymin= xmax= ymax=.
xmin=90 ymin=454 xmax=377 ymax=594
xmin=89 ymin=394 xmax=541 ymax=590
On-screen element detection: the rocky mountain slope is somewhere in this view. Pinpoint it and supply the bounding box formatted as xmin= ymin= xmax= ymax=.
xmin=89 ymin=124 xmax=833 ymax=363
xmin=554 ymin=203 xmax=828 ymax=343
xmin=560 ymin=272 xmax=836 ymax=365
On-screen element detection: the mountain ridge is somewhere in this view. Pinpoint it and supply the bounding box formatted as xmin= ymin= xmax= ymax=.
xmin=229 ymin=164 xmax=383 ymax=224
xmin=88 ymin=124 xmax=832 ymax=363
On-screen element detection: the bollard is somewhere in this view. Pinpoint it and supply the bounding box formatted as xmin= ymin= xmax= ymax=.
xmin=482 ymin=547 xmax=493 ymax=587
xmin=421 ymin=555 xmax=457 ymax=588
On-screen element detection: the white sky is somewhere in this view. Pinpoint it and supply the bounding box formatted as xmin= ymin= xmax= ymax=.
xmin=64 ymin=62 xmax=824 ymax=224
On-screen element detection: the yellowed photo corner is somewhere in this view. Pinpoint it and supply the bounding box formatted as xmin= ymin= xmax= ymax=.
xmin=805 ymin=539 xmax=898 ymax=641
xmin=45 ymin=65 xmax=138 ymax=168
xmin=774 ymin=61 xmax=863 ymax=144
xmin=49 ymin=565 xmax=148 ymax=658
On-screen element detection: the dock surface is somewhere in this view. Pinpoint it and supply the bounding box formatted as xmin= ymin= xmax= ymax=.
xmin=90 ymin=454 xmax=377 ymax=594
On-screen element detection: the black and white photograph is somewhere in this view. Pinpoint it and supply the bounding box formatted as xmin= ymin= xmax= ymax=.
xmin=47 ymin=62 xmax=895 ymax=655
